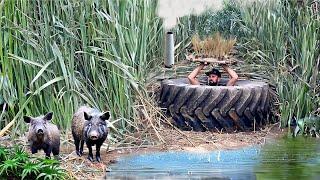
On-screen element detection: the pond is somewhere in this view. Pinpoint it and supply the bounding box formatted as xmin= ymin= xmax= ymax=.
xmin=106 ymin=137 xmax=320 ymax=179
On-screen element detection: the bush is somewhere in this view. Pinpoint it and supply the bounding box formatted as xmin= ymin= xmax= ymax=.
xmin=0 ymin=145 xmax=70 ymax=180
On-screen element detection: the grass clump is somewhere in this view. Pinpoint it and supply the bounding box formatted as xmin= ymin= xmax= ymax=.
xmin=0 ymin=145 xmax=72 ymax=180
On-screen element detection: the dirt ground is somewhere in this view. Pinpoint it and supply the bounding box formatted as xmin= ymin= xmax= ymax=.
xmin=51 ymin=122 xmax=285 ymax=179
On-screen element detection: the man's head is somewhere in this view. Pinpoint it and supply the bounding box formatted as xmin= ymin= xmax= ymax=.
xmin=205 ymin=68 xmax=221 ymax=86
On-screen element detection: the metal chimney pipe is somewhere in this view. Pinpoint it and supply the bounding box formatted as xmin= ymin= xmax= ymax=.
xmin=164 ymin=31 xmax=174 ymax=68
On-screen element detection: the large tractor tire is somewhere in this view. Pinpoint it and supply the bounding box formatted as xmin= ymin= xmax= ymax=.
xmin=159 ymin=78 xmax=270 ymax=132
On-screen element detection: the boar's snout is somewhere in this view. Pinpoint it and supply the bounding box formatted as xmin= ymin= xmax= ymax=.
xmin=37 ymin=128 xmax=44 ymax=135
xmin=89 ymin=131 xmax=99 ymax=140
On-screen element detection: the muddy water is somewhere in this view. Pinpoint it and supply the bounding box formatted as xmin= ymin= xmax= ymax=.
xmin=106 ymin=137 xmax=320 ymax=179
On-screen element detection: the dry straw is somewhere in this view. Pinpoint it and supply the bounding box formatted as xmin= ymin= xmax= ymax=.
xmin=191 ymin=32 xmax=236 ymax=59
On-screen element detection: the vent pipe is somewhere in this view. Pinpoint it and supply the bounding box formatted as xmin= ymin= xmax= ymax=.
xmin=164 ymin=31 xmax=174 ymax=68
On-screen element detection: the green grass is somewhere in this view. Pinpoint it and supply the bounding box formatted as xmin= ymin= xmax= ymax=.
xmin=0 ymin=145 xmax=71 ymax=179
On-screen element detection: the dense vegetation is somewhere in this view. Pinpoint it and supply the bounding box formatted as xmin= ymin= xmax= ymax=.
xmin=238 ymin=0 xmax=319 ymax=127
xmin=0 ymin=0 xmax=163 ymax=139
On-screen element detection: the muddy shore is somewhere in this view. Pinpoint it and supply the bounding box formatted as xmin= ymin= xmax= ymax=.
xmin=55 ymin=122 xmax=284 ymax=179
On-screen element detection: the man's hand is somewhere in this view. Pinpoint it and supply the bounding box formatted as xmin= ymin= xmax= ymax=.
xmin=188 ymin=62 xmax=208 ymax=85
xmin=221 ymin=64 xmax=238 ymax=86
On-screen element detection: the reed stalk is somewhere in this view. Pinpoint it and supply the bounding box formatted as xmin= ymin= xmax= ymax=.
xmin=0 ymin=0 xmax=164 ymax=139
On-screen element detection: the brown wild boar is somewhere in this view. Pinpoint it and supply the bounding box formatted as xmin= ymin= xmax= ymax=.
xmin=23 ymin=112 xmax=60 ymax=158
xmin=72 ymin=106 xmax=110 ymax=162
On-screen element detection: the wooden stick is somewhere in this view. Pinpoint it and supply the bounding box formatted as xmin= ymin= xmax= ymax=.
xmin=0 ymin=119 xmax=14 ymax=137
xmin=186 ymin=54 xmax=237 ymax=65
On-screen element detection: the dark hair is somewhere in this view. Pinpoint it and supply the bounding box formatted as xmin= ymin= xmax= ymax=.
xmin=205 ymin=68 xmax=221 ymax=77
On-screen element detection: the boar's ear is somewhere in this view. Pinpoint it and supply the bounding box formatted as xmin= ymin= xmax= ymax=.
xmin=44 ymin=112 xmax=53 ymax=121
xmin=84 ymin=112 xmax=92 ymax=121
xmin=23 ymin=116 xmax=32 ymax=123
xmin=100 ymin=111 xmax=110 ymax=121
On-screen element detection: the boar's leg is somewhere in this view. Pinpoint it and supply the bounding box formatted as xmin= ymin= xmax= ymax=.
xmin=52 ymin=146 xmax=60 ymax=156
xmin=31 ymin=146 xmax=38 ymax=154
xmin=79 ymin=140 xmax=84 ymax=156
xmin=44 ymin=146 xmax=52 ymax=158
xmin=96 ymin=142 xmax=103 ymax=162
xmin=87 ymin=143 xmax=94 ymax=162
xmin=74 ymin=139 xmax=81 ymax=156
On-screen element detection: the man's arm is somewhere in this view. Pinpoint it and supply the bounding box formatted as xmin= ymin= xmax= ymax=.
xmin=222 ymin=64 xmax=238 ymax=86
xmin=188 ymin=63 xmax=205 ymax=85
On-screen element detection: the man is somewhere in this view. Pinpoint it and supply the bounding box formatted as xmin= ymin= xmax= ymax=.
xmin=188 ymin=62 xmax=238 ymax=86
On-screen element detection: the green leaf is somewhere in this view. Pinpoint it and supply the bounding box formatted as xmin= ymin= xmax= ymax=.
xmin=30 ymin=60 xmax=55 ymax=86
xmin=33 ymin=76 xmax=64 ymax=95
xmin=8 ymin=54 xmax=43 ymax=67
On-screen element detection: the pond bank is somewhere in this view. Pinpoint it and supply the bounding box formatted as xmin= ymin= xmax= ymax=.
xmin=107 ymin=132 xmax=320 ymax=179
xmin=84 ymin=122 xmax=283 ymax=179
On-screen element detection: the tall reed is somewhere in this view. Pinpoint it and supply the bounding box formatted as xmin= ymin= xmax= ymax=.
xmin=0 ymin=0 xmax=164 ymax=138
xmin=236 ymin=0 xmax=319 ymax=127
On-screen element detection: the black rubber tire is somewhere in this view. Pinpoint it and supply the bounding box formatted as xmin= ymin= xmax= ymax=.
xmin=159 ymin=78 xmax=270 ymax=132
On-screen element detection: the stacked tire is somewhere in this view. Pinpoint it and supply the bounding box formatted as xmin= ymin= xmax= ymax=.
xmin=159 ymin=78 xmax=270 ymax=132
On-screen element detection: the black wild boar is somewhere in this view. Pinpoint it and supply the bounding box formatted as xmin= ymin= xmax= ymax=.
xmin=23 ymin=112 xmax=60 ymax=158
xmin=72 ymin=106 xmax=110 ymax=162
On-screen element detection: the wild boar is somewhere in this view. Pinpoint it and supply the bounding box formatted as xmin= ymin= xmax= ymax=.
xmin=23 ymin=112 xmax=60 ymax=158
xmin=72 ymin=106 xmax=109 ymax=162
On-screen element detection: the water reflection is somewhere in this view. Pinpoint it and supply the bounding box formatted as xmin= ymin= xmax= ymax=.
xmin=107 ymin=147 xmax=260 ymax=179
xmin=255 ymin=137 xmax=320 ymax=180
xmin=106 ymin=137 xmax=320 ymax=180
